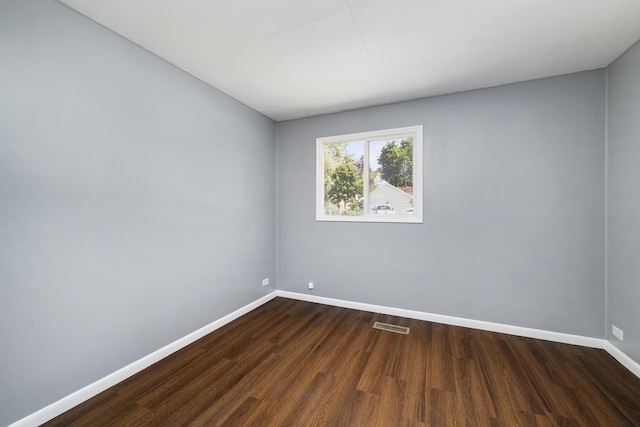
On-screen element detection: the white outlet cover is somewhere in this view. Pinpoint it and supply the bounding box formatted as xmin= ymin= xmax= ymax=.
xmin=612 ymin=325 xmax=624 ymax=341
xmin=262 ymin=278 xmax=269 ymax=286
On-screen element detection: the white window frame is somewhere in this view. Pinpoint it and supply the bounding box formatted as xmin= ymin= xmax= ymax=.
xmin=316 ymin=125 xmax=423 ymax=223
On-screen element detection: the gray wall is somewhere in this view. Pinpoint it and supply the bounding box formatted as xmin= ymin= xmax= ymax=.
xmin=2 ymin=0 xmax=635 ymax=423
xmin=607 ymin=40 xmax=640 ymax=363
xmin=0 ymin=1 xmax=276 ymax=424
xmin=277 ymin=71 xmax=605 ymax=338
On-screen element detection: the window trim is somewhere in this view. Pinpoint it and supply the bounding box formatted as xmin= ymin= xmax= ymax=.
xmin=316 ymin=125 xmax=423 ymax=223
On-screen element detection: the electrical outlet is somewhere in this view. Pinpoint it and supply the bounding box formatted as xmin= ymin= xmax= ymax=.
xmin=612 ymin=325 xmax=624 ymax=341
xmin=308 ymin=282 xmax=314 ymax=290
xmin=262 ymin=278 xmax=269 ymax=287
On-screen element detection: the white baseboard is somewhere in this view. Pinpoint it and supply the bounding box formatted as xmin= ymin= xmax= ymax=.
xmin=13 ymin=290 xmax=640 ymax=426
xmin=10 ymin=292 xmax=278 ymax=427
xmin=276 ymin=292 xmax=640 ymax=379
xmin=604 ymin=341 xmax=640 ymax=378
xmin=276 ymin=291 xmax=605 ymax=349
xmin=277 ymin=291 xmax=640 ymax=379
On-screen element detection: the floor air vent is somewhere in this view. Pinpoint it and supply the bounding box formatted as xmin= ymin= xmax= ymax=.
xmin=373 ymin=321 xmax=410 ymax=334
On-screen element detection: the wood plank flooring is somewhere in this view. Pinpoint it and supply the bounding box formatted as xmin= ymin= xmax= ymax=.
xmin=43 ymin=298 xmax=640 ymax=426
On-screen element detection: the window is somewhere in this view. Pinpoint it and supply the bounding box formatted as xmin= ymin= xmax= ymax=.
xmin=316 ymin=125 xmax=423 ymax=223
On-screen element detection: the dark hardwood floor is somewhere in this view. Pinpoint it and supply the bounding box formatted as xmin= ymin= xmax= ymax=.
xmin=43 ymin=297 xmax=640 ymax=426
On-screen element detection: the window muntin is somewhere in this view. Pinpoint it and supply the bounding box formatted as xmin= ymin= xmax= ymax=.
xmin=316 ymin=125 xmax=423 ymax=223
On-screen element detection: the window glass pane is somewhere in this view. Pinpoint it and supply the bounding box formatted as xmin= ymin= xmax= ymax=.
xmin=322 ymin=141 xmax=364 ymax=217
xmin=369 ymin=137 xmax=414 ymax=216
xmin=316 ymin=125 xmax=422 ymax=223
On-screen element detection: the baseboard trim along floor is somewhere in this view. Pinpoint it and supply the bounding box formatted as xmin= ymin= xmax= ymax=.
xmin=277 ymin=291 xmax=603 ymax=348
xmin=11 ymin=289 xmax=640 ymax=426
xmin=10 ymin=292 xmax=279 ymax=427
xmin=275 ymin=291 xmax=640 ymax=379
xmin=604 ymin=340 xmax=640 ymax=378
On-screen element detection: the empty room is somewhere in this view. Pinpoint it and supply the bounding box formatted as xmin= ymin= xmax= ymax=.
xmin=2 ymin=0 xmax=640 ymax=425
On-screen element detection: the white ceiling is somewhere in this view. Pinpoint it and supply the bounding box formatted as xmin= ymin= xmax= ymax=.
xmin=58 ymin=0 xmax=640 ymax=121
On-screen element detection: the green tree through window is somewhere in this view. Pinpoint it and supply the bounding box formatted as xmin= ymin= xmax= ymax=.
xmin=323 ymin=142 xmax=363 ymax=215
xmin=378 ymin=137 xmax=413 ymax=187
xmin=316 ymin=126 xmax=423 ymax=223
